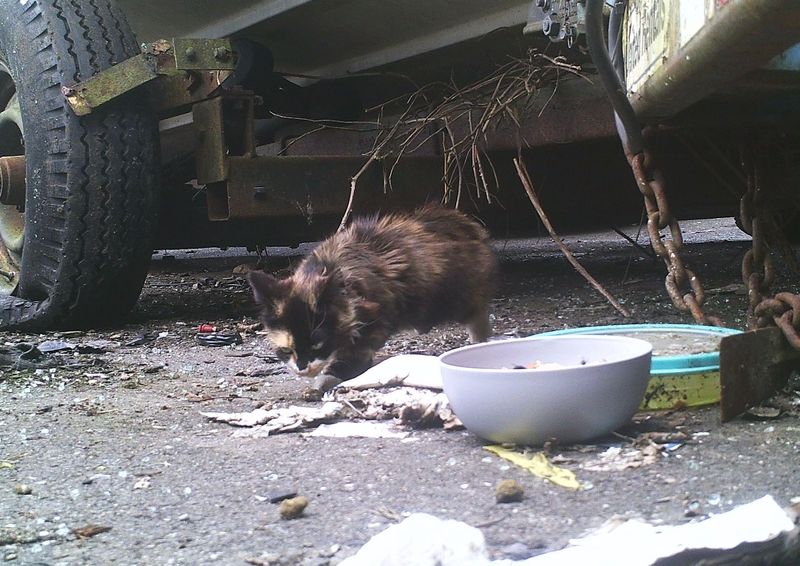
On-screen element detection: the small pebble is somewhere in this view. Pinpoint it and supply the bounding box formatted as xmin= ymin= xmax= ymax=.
xmin=14 ymin=484 xmax=33 ymax=495
xmin=279 ymin=496 xmax=309 ymax=520
xmin=684 ymin=500 xmax=704 ymax=517
xmin=495 ymin=479 xmax=524 ymax=503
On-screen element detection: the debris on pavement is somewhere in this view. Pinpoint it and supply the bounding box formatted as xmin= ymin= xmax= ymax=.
xmin=37 ymin=340 xmax=76 ymax=353
xmin=235 ymin=365 xmax=281 ymax=377
xmin=279 ymin=496 xmax=309 ymax=520
xmin=204 ymin=388 xmax=458 ymax=436
xmin=266 ymin=489 xmax=298 ymax=504
xmin=339 ymin=512 xmax=490 ymax=566
xmin=745 ymin=405 xmax=782 ymax=420
xmin=72 ymin=524 xmax=112 ymax=539
xmin=580 ymin=443 xmax=661 ymax=472
xmin=684 ymin=499 xmax=705 ymax=518
xmin=306 ymin=421 xmax=410 ymax=439
xmin=133 ymin=476 xmax=152 ymax=490
xmin=77 ymin=340 xmax=114 ymax=354
xmin=484 ymin=446 xmax=581 ymax=490
xmin=0 ymin=527 xmax=53 ymax=546
xmin=124 ymin=334 xmax=156 ymax=347
xmin=197 ymin=324 xmax=217 ymax=333
xmin=237 ymin=321 xmax=262 ymax=334
xmin=196 ymin=332 xmax=243 ymax=347
xmin=17 ymin=344 xmax=44 ymax=361
xmin=341 ymin=496 xmax=798 ymax=565
xmin=528 ymin=495 xmax=798 ymax=565
xmin=495 ymin=479 xmax=524 ymax=503
xmin=13 ymin=484 xmax=32 ymax=495
xmin=334 ymin=386 xmax=460 ymax=428
xmin=202 ymin=354 xmax=460 ymax=436
xmin=202 ymin=402 xmax=346 ymax=435
xmin=0 ymin=342 xmax=75 ymax=370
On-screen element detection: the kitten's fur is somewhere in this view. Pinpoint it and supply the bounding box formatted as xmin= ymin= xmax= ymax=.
xmin=248 ymin=205 xmax=496 ymax=384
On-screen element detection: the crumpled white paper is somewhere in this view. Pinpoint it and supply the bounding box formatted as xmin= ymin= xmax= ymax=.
xmin=339 ymin=354 xmax=442 ymax=390
xmin=201 ymin=402 xmax=345 ymax=437
xmin=340 ymin=496 xmax=797 ymax=565
xmin=306 ymin=421 xmax=410 ymax=439
xmin=521 ymin=495 xmax=796 ymax=565
xmin=339 ymin=512 xmax=491 ymax=566
xmin=201 ymin=355 xmax=456 ymax=437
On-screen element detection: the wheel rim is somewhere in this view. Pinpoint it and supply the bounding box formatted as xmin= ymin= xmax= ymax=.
xmin=0 ymin=58 xmax=24 ymax=296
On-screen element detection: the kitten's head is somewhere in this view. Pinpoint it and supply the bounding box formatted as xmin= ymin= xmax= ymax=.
xmin=248 ymin=268 xmax=344 ymax=377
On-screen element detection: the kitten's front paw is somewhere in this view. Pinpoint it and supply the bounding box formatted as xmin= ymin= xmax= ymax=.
xmin=313 ymin=373 xmax=342 ymax=393
xmin=302 ymin=374 xmax=343 ymax=401
xmin=302 ymin=387 xmax=324 ymax=402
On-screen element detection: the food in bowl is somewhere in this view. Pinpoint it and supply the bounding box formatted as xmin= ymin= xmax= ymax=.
xmin=510 ymin=361 xmax=568 ymax=370
xmin=439 ymin=335 xmax=652 ymax=446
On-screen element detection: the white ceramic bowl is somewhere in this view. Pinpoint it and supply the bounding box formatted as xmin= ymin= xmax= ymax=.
xmin=439 ymin=335 xmax=653 ymax=445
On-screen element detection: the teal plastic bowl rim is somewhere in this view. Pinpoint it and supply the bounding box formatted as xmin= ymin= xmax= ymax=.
xmin=536 ymin=324 xmax=742 ymax=375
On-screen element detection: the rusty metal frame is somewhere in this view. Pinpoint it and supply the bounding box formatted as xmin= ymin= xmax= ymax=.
xmin=191 ymin=90 xmax=446 ymax=222
xmin=62 ymin=38 xmax=236 ymax=116
xmin=190 ymin=90 xmax=444 ymax=221
xmin=206 ymin=155 xmax=444 ymax=221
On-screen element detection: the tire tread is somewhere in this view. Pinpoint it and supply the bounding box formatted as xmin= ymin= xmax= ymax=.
xmin=0 ymin=0 xmax=158 ymax=330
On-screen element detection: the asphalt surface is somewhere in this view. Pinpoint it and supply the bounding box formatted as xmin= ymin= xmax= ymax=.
xmin=2 ymin=218 xmax=799 ymax=565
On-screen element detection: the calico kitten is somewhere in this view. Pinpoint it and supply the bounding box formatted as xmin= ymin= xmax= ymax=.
xmin=248 ymin=204 xmax=496 ymax=388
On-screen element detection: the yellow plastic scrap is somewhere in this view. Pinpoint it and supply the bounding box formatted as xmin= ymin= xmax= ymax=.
xmin=485 ymin=445 xmax=581 ymax=490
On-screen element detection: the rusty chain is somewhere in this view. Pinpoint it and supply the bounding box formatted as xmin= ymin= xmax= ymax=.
xmin=738 ymin=147 xmax=776 ymax=326
xmin=739 ymin=145 xmax=800 ymax=348
xmin=583 ymin=0 xmax=721 ymax=326
xmin=587 ymin=0 xmax=797 ymax=334
xmin=626 ymin=144 xmax=723 ymax=327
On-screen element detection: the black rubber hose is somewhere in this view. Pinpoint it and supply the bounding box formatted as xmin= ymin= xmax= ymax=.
xmin=584 ymin=0 xmax=643 ymax=156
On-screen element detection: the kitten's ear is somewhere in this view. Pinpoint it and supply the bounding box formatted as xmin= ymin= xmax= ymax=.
xmin=247 ymin=271 xmax=287 ymax=308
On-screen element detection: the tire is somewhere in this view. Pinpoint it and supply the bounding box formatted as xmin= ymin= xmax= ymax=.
xmin=0 ymin=0 xmax=159 ymax=330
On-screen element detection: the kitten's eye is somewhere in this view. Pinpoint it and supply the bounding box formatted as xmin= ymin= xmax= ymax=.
xmin=310 ymin=342 xmax=325 ymax=352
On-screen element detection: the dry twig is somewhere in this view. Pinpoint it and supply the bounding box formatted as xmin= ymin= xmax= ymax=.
xmin=513 ymin=157 xmax=631 ymax=317
xmin=338 ymin=49 xmax=585 ymax=228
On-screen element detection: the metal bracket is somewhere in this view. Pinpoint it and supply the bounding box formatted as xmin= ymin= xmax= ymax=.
xmin=193 ymin=94 xmax=256 ymax=185
xmin=172 ymin=38 xmax=237 ymax=71
xmin=62 ymin=38 xmax=236 ymax=116
xmin=524 ymin=0 xmax=585 ymax=48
